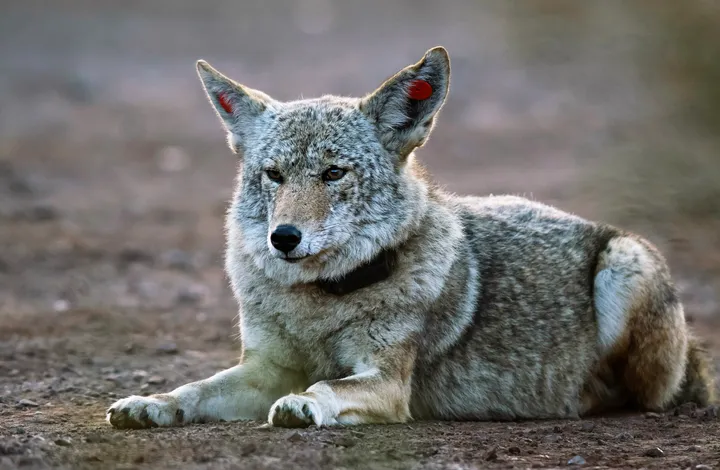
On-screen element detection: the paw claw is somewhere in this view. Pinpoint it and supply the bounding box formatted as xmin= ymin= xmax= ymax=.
xmin=106 ymin=395 xmax=179 ymax=429
xmin=269 ymin=394 xmax=326 ymax=428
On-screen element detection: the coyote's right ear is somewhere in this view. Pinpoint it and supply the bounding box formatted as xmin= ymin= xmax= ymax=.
xmin=196 ymin=60 xmax=273 ymax=154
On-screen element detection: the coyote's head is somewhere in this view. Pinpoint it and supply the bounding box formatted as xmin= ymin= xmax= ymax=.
xmin=196 ymin=48 xmax=450 ymax=285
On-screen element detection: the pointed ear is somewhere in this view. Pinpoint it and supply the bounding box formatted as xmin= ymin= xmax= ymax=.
xmin=359 ymin=47 xmax=450 ymax=159
xmin=196 ymin=60 xmax=273 ymax=154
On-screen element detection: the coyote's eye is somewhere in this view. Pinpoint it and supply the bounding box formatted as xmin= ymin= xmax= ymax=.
xmin=322 ymin=167 xmax=346 ymax=182
xmin=265 ymin=169 xmax=284 ymax=183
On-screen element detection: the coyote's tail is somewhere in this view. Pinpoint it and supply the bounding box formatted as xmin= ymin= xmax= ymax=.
xmin=670 ymin=335 xmax=716 ymax=408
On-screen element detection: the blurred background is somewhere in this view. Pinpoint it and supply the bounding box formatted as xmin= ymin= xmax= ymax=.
xmin=1 ymin=1 xmax=720 ymax=467
xmin=1 ymin=0 xmax=719 ymax=377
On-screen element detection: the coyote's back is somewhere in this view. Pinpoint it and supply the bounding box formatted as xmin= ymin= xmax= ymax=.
xmin=411 ymin=195 xmax=713 ymax=419
xmin=106 ymin=47 xmax=714 ymax=431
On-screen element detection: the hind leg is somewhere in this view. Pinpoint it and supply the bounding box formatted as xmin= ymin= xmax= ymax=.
xmin=592 ymin=236 xmax=688 ymax=411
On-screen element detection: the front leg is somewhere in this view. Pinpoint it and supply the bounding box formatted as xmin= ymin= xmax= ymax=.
xmin=269 ymin=344 xmax=415 ymax=427
xmin=107 ymin=353 xmax=305 ymax=429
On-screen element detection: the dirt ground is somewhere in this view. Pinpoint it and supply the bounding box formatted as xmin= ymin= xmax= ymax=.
xmin=2 ymin=1 xmax=720 ymax=469
xmin=1 ymin=297 xmax=720 ymax=470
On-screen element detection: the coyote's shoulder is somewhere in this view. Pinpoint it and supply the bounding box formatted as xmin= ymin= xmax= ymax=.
xmin=106 ymin=47 xmax=713 ymax=431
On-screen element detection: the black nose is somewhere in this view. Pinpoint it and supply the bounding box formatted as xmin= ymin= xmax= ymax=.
xmin=270 ymin=225 xmax=302 ymax=254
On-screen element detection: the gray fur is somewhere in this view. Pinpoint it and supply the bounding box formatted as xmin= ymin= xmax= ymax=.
xmin=106 ymin=47 xmax=712 ymax=430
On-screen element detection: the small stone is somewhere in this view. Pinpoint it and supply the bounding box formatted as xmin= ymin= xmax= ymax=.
xmin=674 ymin=402 xmax=698 ymax=417
xmin=644 ymin=447 xmax=664 ymax=458
xmin=334 ymin=436 xmax=356 ymax=448
xmin=176 ymin=285 xmax=207 ymax=305
xmin=104 ymin=374 xmax=123 ymax=384
xmin=118 ymin=247 xmax=153 ymax=264
xmin=6 ymin=171 xmax=42 ymax=196
xmin=543 ymin=434 xmax=561 ymax=443
xmin=701 ymin=405 xmax=719 ymax=420
xmin=568 ymin=455 xmax=586 ymax=465
xmin=52 ymin=299 xmax=70 ymax=313
xmin=85 ymin=433 xmax=109 ymax=444
xmin=54 ymin=438 xmax=72 ymax=447
xmin=580 ymin=421 xmax=595 ymax=432
xmin=132 ymin=370 xmax=149 ymax=381
xmin=484 ymin=446 xmax=498 ymax=461
xmin=508 ymin=446 xmax=521 ymax=455
xmin=240 ymin=442 xmax=257 ymax=456
xmin=644 ymin=412 xmax=662 ymax=419
xmin=133 ymin=280 xmax=159 ymax=301
xmin=695 ymin=465 xmax=712 ymax=470
xmin=688 ymin=445 xmax=702 ymax=452
xmin=17 ymin=399 xmax=39 ymax=407
xmin=146 ymin=375 xmax=165 ymax=385
xmin=615 ymin=432 xmax=633 ymax=441
xmin=156 ymin=342 xmax=179 ymax=355
xmin=286 ymin=431 xmax=305 ymax=442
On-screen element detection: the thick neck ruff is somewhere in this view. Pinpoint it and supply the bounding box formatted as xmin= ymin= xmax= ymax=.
xmin=314 ymin=248 xmax=398 ymax=296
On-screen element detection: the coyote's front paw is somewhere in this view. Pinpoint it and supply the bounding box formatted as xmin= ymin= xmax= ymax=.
xmin=269 ymin=394 xmax=334 ymax=428
xmin=106 ymin=395 xmax=183 ymax=429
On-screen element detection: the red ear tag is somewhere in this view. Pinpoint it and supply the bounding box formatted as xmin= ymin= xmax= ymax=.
xmin=216 ymin=92 xmax=233 ymax=113
xmin=408 ymin=80 xmax=433 ymax=101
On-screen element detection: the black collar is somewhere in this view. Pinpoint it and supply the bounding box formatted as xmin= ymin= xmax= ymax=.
xmin=315 ymin=248 xmax=398 ymax=296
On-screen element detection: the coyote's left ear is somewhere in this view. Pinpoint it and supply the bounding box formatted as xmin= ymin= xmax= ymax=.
xmin=360 ymin=47 xmax=450 ymax=160
xmin=196 ymin=60 xmax=274 ymax=155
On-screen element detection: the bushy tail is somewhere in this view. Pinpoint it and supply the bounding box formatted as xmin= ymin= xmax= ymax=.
xmin=671 ymin=336 xmax=716 ymax=408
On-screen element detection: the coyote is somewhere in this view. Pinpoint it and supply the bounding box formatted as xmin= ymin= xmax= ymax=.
xmin=107 ymin=47 xmax=713 ymax=429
